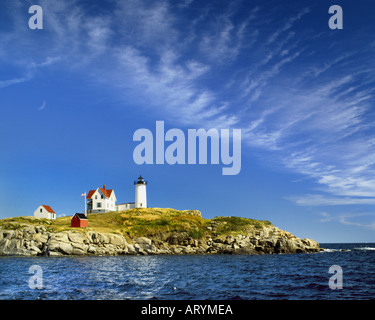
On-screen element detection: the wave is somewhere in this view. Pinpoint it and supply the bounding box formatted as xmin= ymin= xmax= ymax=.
xmin=353 ymin=247 xmax=375 ymax=251
xmin=320 ymin=248 xmax=351 ymax=253
xmin=320 ymin=246 xmax=375 ymax=252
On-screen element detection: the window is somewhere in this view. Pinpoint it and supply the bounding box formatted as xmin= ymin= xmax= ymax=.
xmin=101 ymin=195 xmax=104 ymax=199
xmin=95 ymin=195 xmax=97 ymax=199
xmin=40 ymin=209 xmax=42 ymax=213
xmin=97 ymin=203 xmax=102 ymax=208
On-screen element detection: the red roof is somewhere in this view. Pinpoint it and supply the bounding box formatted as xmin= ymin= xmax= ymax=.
xmin=86 ymin=185 xmax=113 ymax=199
xmin=42 ymin=205 xmax=55 ymax=213
xmin=86 ymin=190 xmax=96 ymax=199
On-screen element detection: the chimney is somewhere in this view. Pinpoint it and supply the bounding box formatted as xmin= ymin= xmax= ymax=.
xmin=103 ymin=184 xmax=106 ymax=190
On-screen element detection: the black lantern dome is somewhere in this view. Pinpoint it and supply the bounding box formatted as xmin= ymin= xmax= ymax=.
xmin=134 ymin=175 xmax=148 ymax=185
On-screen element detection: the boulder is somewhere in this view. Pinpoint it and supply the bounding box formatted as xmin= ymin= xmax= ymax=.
xmin=67 ymin=231 xmax=87 ymax=244
xmin=108 ymin=234 xmax=126 ymax=247
xmin=134 ymin=237 xmax=152 ymax=250
xmin=88 ymin=245 xmax=97 ymax=254
xmin=59 ymin=243 xmax=74 ymax=255
xmin=126 ymin=244 xmax=137 ymax=254
xmin=32 ymin=233 xmax=48 ymax=245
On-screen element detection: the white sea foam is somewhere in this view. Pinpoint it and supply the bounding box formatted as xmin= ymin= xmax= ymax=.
xmin=321 ymin=248 xmax=339 ymax=253
xmin=320 ymin=248 xmax=351 ymax=253
xmin=354 ymin=247 xmax=375 ymax=251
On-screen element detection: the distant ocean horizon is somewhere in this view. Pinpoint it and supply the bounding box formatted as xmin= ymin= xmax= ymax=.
xmin=0 ymin=242 xmax=374 ymax=300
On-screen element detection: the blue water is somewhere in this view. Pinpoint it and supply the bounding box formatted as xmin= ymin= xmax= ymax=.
xmin=0 ymin=243 xmax=374 ymax=300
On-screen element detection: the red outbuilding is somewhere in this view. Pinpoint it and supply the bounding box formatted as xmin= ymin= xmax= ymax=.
xmin=71 ymin=213 xmax=88 ymax=228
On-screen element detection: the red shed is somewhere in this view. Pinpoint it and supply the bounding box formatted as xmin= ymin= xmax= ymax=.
xmin=71 ymin=213 xmax=88 ymax=228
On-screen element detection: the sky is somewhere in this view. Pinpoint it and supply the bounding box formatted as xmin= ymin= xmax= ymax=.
xmin=1 ymin=0 xmax=375 ymax=243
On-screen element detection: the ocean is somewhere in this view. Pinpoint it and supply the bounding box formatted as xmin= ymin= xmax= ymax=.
xmin=0 ymin=243 xmax=374 ymax=300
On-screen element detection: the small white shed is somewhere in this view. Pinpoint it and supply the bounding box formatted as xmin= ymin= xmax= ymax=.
xmin=34 ymin=205 xmax=56 ymax=220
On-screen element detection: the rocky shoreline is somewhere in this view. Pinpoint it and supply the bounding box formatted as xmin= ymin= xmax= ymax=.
xmin=0 ymin=223 xmax=321 ymax=257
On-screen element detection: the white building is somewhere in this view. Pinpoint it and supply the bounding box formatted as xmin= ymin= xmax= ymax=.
xmin=86 ymin=176 xmax=148 ymax=214
xmin=134 ymin=175 xmax=147 ymax=208
xmin=34 ymin=205 xmax=56 ymax=220
xmin=86 ymin=185 xmax=117 ymax=214
xmin=115 ymin=202 xmax=135 ymax=211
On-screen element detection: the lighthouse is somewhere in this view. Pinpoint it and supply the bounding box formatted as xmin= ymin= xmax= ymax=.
xmin=134 ymin=175 xmax=147 ymax=208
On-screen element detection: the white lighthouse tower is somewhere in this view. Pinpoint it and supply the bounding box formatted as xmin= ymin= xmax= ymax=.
xmin=134 ymin=175 xmax=147 ymax=208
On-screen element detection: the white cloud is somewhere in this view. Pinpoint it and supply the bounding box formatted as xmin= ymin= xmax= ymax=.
xmin=0 ymin=75 xmax=31 ymax=89
xmin=0 ymin=56 xmax=60 ymax=89
xmin=289 ymin=195 xmax=375 ymax=206
xmin=318 ymin=212 xmax=375 ymax=230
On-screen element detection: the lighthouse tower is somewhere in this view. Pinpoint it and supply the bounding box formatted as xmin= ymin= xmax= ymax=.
xmin=134 ymin=175 xmax=147 ymax=208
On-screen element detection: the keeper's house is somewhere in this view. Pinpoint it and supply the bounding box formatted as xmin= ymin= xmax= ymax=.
xmin=86 ymin=185 xmax=117 ymax=214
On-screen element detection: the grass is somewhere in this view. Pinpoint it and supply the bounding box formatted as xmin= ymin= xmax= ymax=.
xmin=119 ymin=209 xmax=207 ymax=238
xmin=211 ymin=216 xmax=272 ymax=235
xmin=0 ymin=208 xmax=273 ymax=239
xmin=0 ymin=216 xmax=52 ymax=230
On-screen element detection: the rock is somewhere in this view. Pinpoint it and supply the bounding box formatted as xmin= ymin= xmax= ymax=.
xmin=126 ymin=244 xmax=137 ymax=254
xmin=108 ymin=234 xmax=126 ymax=247
xmin=28 ymin=245 xmax=41 ymax=255
xmin=68 ymin=231 xmax=86 ymax=244
xmin=88 ymin=232 xmax=99 ymax=244
xmin=88 ymin=245 xmax=97 ymax=254
xmin=167 ymin=235 xmax=178 ymax=245
xmin=134 ymin=237 xmax=152 ymax=251
xmin=225 ymin=235 xmax=236 ymax=245
xmin=172 ymin=247 xmax=183 ymax=254
xmin=23 ymin=226 xmax=35 ymax=235
xmin=32 ymin=233 xmax=49 ymax=247
xmin=35 ymin=226 xmax=46 ymax=234
xmin=182 ymin=210 xmax=202 ymax=217
xmin=96 ymin=233 xmax=109 ymax=244
xmin=0 ymin=218 xmax=320 ymax=257
xmin=59 ymin=243 xmax=74 ymax=255
xmin=232 ymin=243 xmax=240 ymax=251
xmin=2 ymin=230 xmax=15 ymax=240
xmin=72 ymin=247 xmax=85 ymax=255
xmin=50 ymin=232 xmax=69 ymax=243
xmin=49 ymin=251 xmax=63 ymax=257
xmin=48 ymin=240 xmax=60 ymax=252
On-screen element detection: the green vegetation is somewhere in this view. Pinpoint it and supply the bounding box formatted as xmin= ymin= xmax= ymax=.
xmin=211 ymin=216 xmax=272 ymax=235
xmin=119 ymin=208 xmax=206 ymax=238
xmin=0 ymin=216 xmax=52 ymax=231
xmin=188 ymin=228 xmax=204 ymax=239
xmin=0 ymin=208 xmax=272 ymax=239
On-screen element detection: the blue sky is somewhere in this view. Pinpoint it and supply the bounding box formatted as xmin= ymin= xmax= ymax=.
xmin=1 ymin=0 xmax=375 ymax=242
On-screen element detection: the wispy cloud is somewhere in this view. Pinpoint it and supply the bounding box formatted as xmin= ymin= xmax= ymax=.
xmin=0 ymin=56 xmax=60 ymax=89
xmin=113 ymin=45 xmax=238 ymax=127
xmin=289 ymin=195 xmax=375 ymax=206
xmin=319 ymin=212 xmax=375 ymax=230
xmin=0 ymin=75 xmax=32 ymax=89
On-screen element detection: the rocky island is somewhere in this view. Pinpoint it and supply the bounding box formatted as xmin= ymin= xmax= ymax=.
xmin=0 ymin=208 xmax=320 ymax=256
